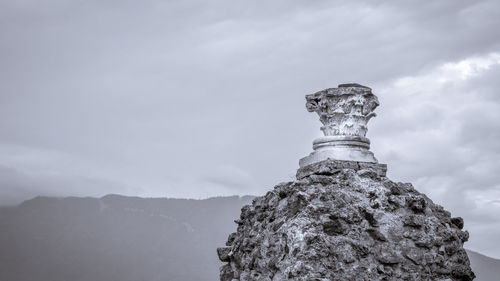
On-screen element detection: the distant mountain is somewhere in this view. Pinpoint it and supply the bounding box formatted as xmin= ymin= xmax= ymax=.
xmin=0 ymin=195 xmax=497 ymax=281
xmin=467 ymin=249 xmax=500 ymax=281
xmin=0 ymin=195 xmax=253 ymax=281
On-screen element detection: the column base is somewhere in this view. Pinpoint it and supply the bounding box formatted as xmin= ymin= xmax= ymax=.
xmin=299 ymin=136 xmax=378 ymax=168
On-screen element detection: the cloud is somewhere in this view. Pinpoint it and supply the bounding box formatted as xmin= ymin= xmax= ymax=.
xmin=1 ymin=0 xmax=500 ymax=256
xmin=0 ymin=163 xmax=133 ymax=206
xmin=0 ymin=144 xmax=139 ymax=205
xmin=201 ymin=165 xmax=258 ymax=192
xmin=370 ymin=52 xmax=500 ymax=258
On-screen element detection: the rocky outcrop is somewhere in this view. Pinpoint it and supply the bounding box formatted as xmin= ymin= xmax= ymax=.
xmin=218 ymin=160 xmax=475 ymax=280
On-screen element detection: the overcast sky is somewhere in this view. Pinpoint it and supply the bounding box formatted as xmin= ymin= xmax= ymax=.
xmin=1 ymin=0 xmax=500 ymax=257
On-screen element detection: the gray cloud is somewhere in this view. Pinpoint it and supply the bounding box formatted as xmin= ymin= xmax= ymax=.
xmin=370 ymin=55 xmax=500 ymax=258
xmin=1 ymin=0 xmax=500 ymax=256
xmin=0 ymin=164 xmax=134 ymax=206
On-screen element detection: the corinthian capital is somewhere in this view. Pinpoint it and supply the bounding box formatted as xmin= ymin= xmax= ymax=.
xmin=299 ymin=83 xmax=380 ymax=167
xmin=305 ymin=83 xmax=379 ymax=137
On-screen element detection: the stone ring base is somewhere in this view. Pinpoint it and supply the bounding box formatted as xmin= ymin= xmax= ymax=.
xmin=300 ymin=136 xmax=377 ymax=168
xmin=312 ymin=135 xmax=371 ymax=150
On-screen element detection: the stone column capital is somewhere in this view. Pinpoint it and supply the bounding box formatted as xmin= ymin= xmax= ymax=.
xmin=300 ymin=83 xmax=380 ymax=167
xmin=305 ymin=83 xmax=379 ymax=137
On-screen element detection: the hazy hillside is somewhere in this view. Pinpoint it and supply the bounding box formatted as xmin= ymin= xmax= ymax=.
xmin=467 ymin=250 xmax=500 ymax=281
xmin=0 ymin=195 xmax=497 ymax=281
xmin=0 ymin=195 xmax=253 ymax=281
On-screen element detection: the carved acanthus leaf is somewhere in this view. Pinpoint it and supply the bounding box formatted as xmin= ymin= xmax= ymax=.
xmin=305 ymin=84 xmax=379 ymax=137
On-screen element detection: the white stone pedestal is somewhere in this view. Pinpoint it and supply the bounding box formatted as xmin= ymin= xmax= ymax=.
xmin=299 ymin=135 xmax=377 ymax=167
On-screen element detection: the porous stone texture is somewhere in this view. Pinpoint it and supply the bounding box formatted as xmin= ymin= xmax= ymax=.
xmin=296 ymin=159 xmax=387 ymax=179
xmin=218 ymin=161 xmax=474 ymax=281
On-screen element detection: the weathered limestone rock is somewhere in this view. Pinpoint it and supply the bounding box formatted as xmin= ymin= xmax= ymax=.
xmin=218 ymin=163 xmax=474 ymax=281
xmin=300 ymin=84 xmax=379 ymax=167
xmin=218 ymin=84 xmax=474 ymax=280
xmin=296 ymin=158 xmax=387 ymax=179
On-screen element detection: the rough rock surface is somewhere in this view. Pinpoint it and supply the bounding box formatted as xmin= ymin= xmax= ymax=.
xmin=218 ymin=160 xmax=474 ymax=280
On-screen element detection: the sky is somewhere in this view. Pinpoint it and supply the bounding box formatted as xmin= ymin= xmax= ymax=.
xmin=1 ymin=0 xmax=500 ymax=257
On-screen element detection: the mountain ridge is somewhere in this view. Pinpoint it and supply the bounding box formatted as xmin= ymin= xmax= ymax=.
xmin=0 ymin=194 xmax=497 ymax=281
